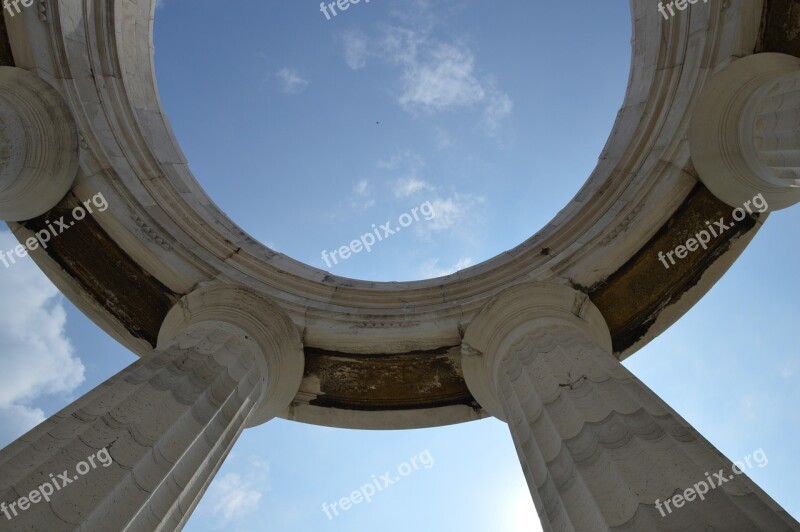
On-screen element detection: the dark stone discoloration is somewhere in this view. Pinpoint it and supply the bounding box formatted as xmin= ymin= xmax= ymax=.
xmin=758 ymin=0 xmax=800 ymax=56
xmin=586 ymin=0 xmax=800 ymax=357
xmin=303 ymin=346 xmax=478 ymax=411
xmin=0 ymin=0 xmax=794 ymax=413
xmin=588 ymin=185 xmax=760 ymax=355
xmin=0 ymin=15 xmax=13 ymax=67
xmin=21 ymin=193 xmax=179 ymax=346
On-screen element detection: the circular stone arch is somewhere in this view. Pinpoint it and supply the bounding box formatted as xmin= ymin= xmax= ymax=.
xmin=1 ymin=0 xmax=774 ymax=428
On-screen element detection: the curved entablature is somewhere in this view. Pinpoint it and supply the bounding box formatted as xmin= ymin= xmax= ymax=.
xmin=3 ymin=0 xmax=794 ymax=429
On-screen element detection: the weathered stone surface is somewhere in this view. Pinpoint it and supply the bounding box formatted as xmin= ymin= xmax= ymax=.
xmin=0 ymin=324 xmax=263 ymax=530
xmin=303 ymin=346 xmax=476 ymax=411
xmin=500 ymin=326 xmax=798 ymax=530
xmin=758 ymin=0 xmax=800 ymax=56
xmin=0 ymin=0 xmax=794 ymax=428
xmin=462 ymin=283 xmax=799 ymax=530
xmin=588 ymin=185 xmax=760 ymax=355
xmin=1 ymin=0 xmax=799 ymax=530
xmin=22 ymin=193 xmax=179 ymax=346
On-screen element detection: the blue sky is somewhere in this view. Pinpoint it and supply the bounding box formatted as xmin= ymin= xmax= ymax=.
xmin=0 ymin=1 xmax=797 ymax=530
xmin=152 ymin=0 xmax=628 ymax=280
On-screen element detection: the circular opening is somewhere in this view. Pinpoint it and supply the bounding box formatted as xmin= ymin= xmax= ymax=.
xmin=154 ymin=0 xmax=631 ymax=281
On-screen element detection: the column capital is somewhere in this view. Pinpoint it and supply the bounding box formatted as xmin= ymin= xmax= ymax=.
xmin=1 ymin=311 xmax=272 ymax=529
xmin=158 ymin=284 xmax=305 ymax=427
xmin=0 ymin=66 xmax=79 ymax=221
xmin=690 ymin=53 xmax=800 ymax=211
xmin=461 ymin=282 xmax=611 ymax=420
xmin=471 ymin=284 xmax=798 ymax=529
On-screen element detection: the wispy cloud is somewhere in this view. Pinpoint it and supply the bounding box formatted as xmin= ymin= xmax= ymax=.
xmin=393 ymin=177 xmax=433 ymax=198
xmin=354 ymin=179 xmax=370 ymax=196
xmin=482 ymin=89 xmax=514 ymax=137
xmin=740 ymin=393 xmax=758 ymax=420
xmin=419 ymin=257 xmax=473 ymax=278
xmin=395 ymin=41 xmax=486 ymax=112
xmin=339 ymin=22 xmax=514 ymax=136
xmin=277 ymin=68 xmax=309 ymax=94
xmin=373 ymin=153 xmax=486 ymax=237
xmin=378 ymin=152 xmax=435 ymax=198
xmin=0 ymin=231 xmax=85 ymax=447
xmin=211 ymin=474 xmax=261 ymax=523
xmin=206 ymin=458 xmax=270 ymax=528
xmin=341 ymin=31 xmax=369 ymax=70
xmin=420 ymin=194 xmax=485 ymax=233
xmin=351 ymin=179 xmax=376 ymax=210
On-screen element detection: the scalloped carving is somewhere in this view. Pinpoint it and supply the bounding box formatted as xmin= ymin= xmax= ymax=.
xmin=37 ymin=0 xmax=47 ymax=22
xmin=601 ymin=205 xmax=643 ymax=246
xmin=131 ymin=213 xmax=171 ymax=250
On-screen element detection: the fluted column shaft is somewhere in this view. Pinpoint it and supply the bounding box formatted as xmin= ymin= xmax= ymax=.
xmin=0 ymin=322 xmax=263 ymax=531
xmin=497 ymin=324 xmax=798 ymax=531
xmin=462 ymin=283 xmax=799 ymax=532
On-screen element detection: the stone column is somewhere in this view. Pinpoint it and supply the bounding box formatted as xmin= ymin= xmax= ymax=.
xmin=690 ymin=53 xmax=800 ymax=211
xmin=462 ymin=283 xmax=799 ymax=531
xmin=0 ymin=286 xmax=304 ymax=530
xmin=0 ymin=66 xmax=79 ymax=221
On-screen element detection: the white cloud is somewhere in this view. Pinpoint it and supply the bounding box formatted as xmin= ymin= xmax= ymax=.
xmin=482 ymin=90 xmax=514 ymax=137
xmin=206 ymin=458 xmax=270 ymax=527
xmin=277 ymin=68 xmax=308 ymax=95
xmin=211 ymin=474 xmax=262 ymax=522
xmin=341 ymin=31 xmax=369 ymax=70
xmin=0 ymin=405 xmax=49 ymax=446
xmin=397 ymin=42 xmax=485 ymax=112
xmin=740 ymin=393 xmax=758 ymax=420
xmin=422 ymin=194 xmax=485 ymax=233
xmin=393 ymin=177 xmax=433 ymax=198
xmin=376 ymin=26 xmax=513 ymax=135
xmin=0 ymin=230 xmax=85 ymax=446
xmin=377 ymin=152 xmax=434 ymax=198
xmin=382 ymin=26 xmax=424 ymax=68
xmin=354 ymin=179 xmax=370 ymax=196
xmin=351 ymin=179 xmax=376 ymax=210
xmin=419 ymin=257 xmax=473 ymax=278
xmin=371 ymin=153 xmax=486 ymax=236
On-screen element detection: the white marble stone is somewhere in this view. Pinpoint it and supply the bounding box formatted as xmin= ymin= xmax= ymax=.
xmin=0 ymin=324 xmax=261 ymax=530
xmin=0 ymin=66 xmax=78 ymax=221
xmin=690 ymin=53 xmax=800 ymax=210
xmin=463 ymin=283 xmax=799 ymax=531
xmin=0 ymin=286 xmax=303 ymax=530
